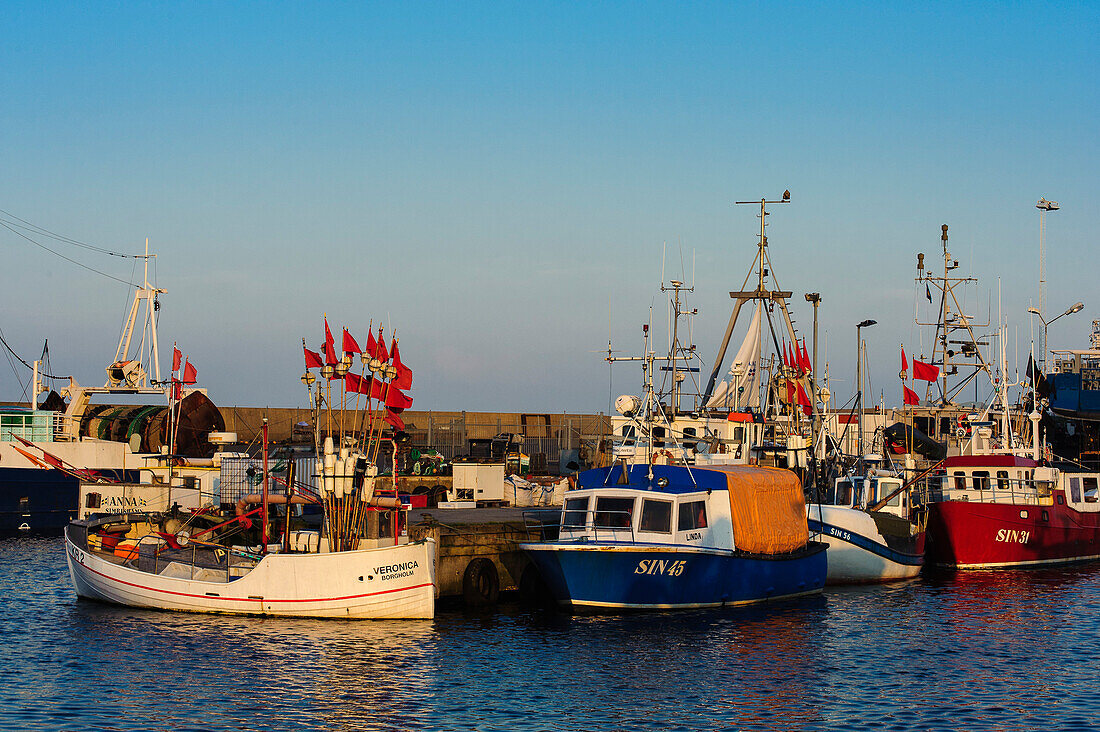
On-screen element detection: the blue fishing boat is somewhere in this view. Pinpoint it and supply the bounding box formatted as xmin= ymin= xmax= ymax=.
xmin=520 ymin=463 xmax=826 ymax=611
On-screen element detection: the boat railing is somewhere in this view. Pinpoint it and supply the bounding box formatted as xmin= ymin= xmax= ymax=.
xmin=523 ymin=508 xmax=638 ymax=544
xmin=118 ymin=531 xmax=259 ymax=581
xmin=922 ymin=476 xmax=1051 ymax=507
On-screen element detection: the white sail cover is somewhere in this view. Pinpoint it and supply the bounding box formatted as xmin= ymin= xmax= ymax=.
xmin=706 ymin=302 xmax=762 ymax=410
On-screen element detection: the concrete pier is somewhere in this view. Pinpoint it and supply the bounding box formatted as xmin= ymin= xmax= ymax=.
xmin=409 ymin=507 xmax=560 ymax=607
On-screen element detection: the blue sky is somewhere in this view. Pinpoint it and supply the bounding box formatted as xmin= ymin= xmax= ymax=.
xmin=1 ymin=2 xmax=1096 ymax=412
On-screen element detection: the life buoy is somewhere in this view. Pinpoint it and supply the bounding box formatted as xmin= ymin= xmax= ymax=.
xmin=651 ymin=449 xmax=675 ymax=465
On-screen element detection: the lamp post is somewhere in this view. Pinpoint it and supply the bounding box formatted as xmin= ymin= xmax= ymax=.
xmin=856 ymin=319 xmax=877 ymax=461
xmin=1036 ymin=197 xmax=1060 ymax=363
xmin=1028 ymin=301 xmax=1084 ymax=370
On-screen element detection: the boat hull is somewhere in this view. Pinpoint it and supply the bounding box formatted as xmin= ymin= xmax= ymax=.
xmin=0 ymin=467 xmax=79 ymax=534
xmin=926 ymin=499 xmax=1100 ymax=569
xmin=805 ymin=517 xmax=924 ymax=585
xmin=65 ymin=529 xmax=436 ymax=619
xmin=807 ymin=513 xmax=923 ymax=584
xmin=520 ymin=541 xmax=827 ymax=611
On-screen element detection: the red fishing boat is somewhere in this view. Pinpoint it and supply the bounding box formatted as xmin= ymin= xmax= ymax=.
xmin=925 ymin=431 xmax=1100 ymax=569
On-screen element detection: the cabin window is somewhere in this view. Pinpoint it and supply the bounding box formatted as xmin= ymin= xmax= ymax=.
xmin=594 ymin=496 xmax=635 ymax=528
xmin=915 ymin=416 xmax=932 ymax=436
xmin=866 ymin=480 xmax=879 ymax=505
xmin=1057 ymin=495 xmax=1065 ymax=505
xmin=562 ymin=497 xmax=590 ymax=529
xmin=997 ymin=471 xmax=1010 ymax=491
xmin=1084 ymin=477 xmax=1099 ymax=504
xmin=1042 ymin=510 xmax=1049 ymax=521
xmin=973 ymin=471 xmax=990 ymax=492
xmin=953 ymin=472 xmax=966 ymax=491
xmin=1070 ymin=477 xmax=1082 ymax=503
xmin=18 ymin=496 xmax=29 ymax=510
xmin=834 ymin=480 xmax=853 ymax=507
xmin=677 ymin=500 xmax=708 ymax=531
xmin=733 ymin=426 xmax=744 ymax=441
xmin=940 ymin=417 xmax=952 ymax=436
xmin=652 ymin=426 xmax=666 ymax=448
xmin=621 ymin=425 xmax=636 ymax=447
xmin=639 ymin=499 xmax=673 ymax=534
xmin=880 ymin=481 xmax=902 ymax=507
xmin=85 ymin=493 xmax=100 ymax=509
xmin=682 ymin=427 xmax=697 ymax=451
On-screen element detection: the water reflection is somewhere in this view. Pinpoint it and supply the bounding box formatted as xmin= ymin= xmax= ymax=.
xmin=6 ymin=537 xmax=1100 ymax=732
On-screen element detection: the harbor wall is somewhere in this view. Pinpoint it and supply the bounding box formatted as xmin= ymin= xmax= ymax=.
xmin=220 ymin=407 xmax=611 ymax=470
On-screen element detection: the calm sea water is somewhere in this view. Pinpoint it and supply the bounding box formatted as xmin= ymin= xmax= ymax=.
xmin=3 ymin=537 xmax=1099 ymax=732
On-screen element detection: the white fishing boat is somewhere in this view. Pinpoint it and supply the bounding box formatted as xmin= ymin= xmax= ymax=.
xmin=65 ymin=512 xmax=435 ymax=618
xmin=807 ymin=469 xmax=924 ymax=584
xmin=806 ymin=316 xmax=925 ymax=584
xmin=65 ymin=318 xmax=437 ymax=619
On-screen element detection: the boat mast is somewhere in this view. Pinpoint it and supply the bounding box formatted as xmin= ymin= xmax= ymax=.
xmin=110 ymin=238 xmax=165 ymax=388
xmin=703 ymin=191 xmax=805 ymax=411
xmin=661 ymin=279 xmax=697 ymax=413
xmin=915 ymin=225 xmax=991 ymax=406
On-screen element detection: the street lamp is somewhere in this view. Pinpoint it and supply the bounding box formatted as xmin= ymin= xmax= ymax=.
xmin=855 ymin=319 xmax=877 ymax=460
xmin=1028 ymin=301 xmax=1084 ymax=369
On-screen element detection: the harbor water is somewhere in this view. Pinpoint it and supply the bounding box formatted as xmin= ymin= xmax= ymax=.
xmin=3 ymin=536 xmax=1099 ymax=732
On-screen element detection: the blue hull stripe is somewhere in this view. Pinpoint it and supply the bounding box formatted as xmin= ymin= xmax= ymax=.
xmin=807 ymin=519 xmax=923 ymax=567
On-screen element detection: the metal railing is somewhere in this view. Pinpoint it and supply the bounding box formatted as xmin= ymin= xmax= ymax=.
xmin=921 ymin=476 xmax=1052 ymax=507
xmin=523 ymin=508 xmax=637 ymax=544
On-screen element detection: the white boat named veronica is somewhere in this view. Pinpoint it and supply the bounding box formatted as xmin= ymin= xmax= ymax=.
xmin=65 ymin=512 xmax=436 ymax=619
xmin=65 ymin=316 xmax=436 ymax=619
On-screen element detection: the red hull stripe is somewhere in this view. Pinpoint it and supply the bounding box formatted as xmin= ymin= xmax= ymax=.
xmin=78 ymin=559 xmax=431 ymax=604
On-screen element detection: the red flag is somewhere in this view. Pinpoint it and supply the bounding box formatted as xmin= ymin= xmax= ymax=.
xmin=901 ymin=346 xmax=909 ymax=375
xmin=384 ymin=409 xmax=405 ymax=431
xmin=912 ymin=358 xmax=939 ymax=382
xmin=391 ymin=340 xmax=412 ymax=390
xmin=781 ymin=342 xmax=790 ymax=368
xmin=785 ymin=379 xmax=795 ymax=404
xmin=385 ymin=387 xmax=413 ymax=410
xmin=903 ymin=385 xmax=921 ymax=405
xmin=342 ymin=328 xmax=361 ymax=354
xmin=799 ymin=339 xmax=811 ymax=373
xmin=796 ymin=381 xmax=812 ymax=407
xmin=173 ymin=380 xmax=182 ymax=400
xmin=324 ymin=317 xmax=338 ymax=366
xmin=366 ymin=329 xmax=378 ymax=360
xmin=370 ymin=378 xmax=385 ymax=401
xmin=303 ymin=347 xmax=323 ymax=369
xmin=12 ymin=445 xmax=49 ymax=469
xmin=345 ymin=372 xmax=372 ymax=394
xmin=375 ymin=330 xmax=389 ymax=363
xmin=172 ymin=345 xmax=182 ymax=372
xmin=182 ymin=359 xmax=197 ymax=384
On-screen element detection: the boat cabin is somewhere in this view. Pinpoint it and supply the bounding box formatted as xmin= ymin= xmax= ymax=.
xmin=559 ymin=481 xmax=730 ymax=551
xmin=927 ymin=455 xmax=1053 ymax=506
xmin=821 ymin=475 xmax=909 ymax=520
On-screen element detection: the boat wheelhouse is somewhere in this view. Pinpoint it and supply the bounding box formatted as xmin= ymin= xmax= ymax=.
xmin=924 ymin=453 xmax=1100 ymax=569
xmin=520 ymin=463 xmax=826 ymax=611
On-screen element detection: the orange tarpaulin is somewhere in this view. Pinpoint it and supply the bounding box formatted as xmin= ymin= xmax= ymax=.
xmin=700 ymin=465 xmax=809 ymax=555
